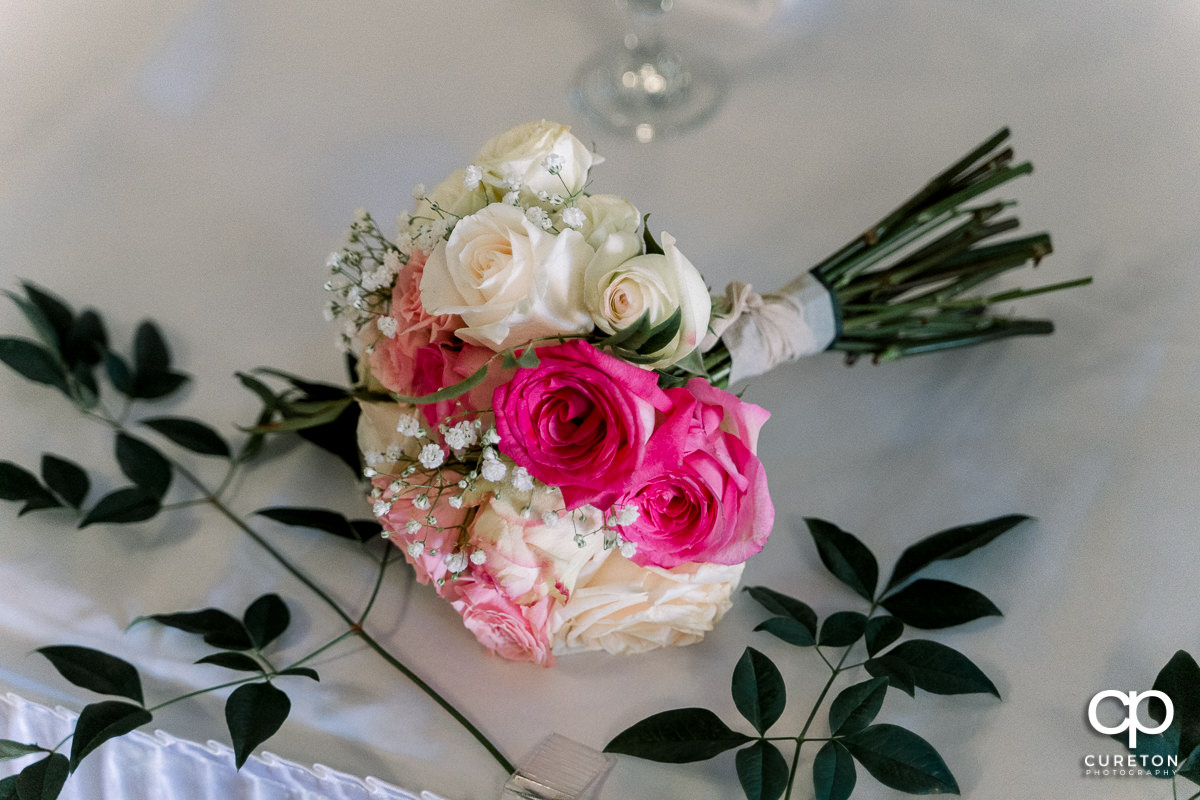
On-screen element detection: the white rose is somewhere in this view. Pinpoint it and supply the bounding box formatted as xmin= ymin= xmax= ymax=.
xmin=573 ymin=194 xmax=642 ymax=251
xmin=420 ymin=202 xmax=595 ymax=350
xmin=408 ymin=168 xmax=489 ymax=235
xmin=548 ymin=549 xmax=744 ymax=656
xmin=356 ymin=400 xmax=421 ymax=473
xmin=470 ymin=496 xmax=604 ymax=605
xmin=473 ymin=120 xmax=594 ymax=199
xmin=583 ymin=232 xmax=712 ymax=368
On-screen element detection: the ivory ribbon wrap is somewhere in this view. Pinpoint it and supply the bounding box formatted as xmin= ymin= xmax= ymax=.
xmin=702 ymin=271 xmax=839 ymax=386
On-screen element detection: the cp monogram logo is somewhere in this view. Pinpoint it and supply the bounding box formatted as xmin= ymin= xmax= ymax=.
xmin=1088 ymin=690 xmax=1174 ymax=747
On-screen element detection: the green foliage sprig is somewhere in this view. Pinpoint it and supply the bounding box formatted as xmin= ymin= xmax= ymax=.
xmin=1113 ymin=650 xmax=1200 ymax=798
xmin=0 ymin=283 xmax=514 ymax=797
xmin=605 ymin=515 xmax=1030 ymax=800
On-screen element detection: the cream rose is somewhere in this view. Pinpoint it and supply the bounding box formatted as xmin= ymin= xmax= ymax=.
xmin=407 ymin=168 xmax=489 ymax=235
xmin=573 ymin=194 xmax=642 ymax=251
xmin=473 ymin=120 xmax=594 ymax=199
xmin=583 ymin=232 xmax=712 ymax=368
xmin=548 ymin=549 xmax=744 ymax=656
xmin=420 ymin=202 xmax=595 ymax=350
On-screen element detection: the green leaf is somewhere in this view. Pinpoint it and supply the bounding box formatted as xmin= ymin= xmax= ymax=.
xmin=132 ymin=321 xmax=170 ymax=377
xmin=1175 ymin=743 xmax=1200 ymax=784
xmin=294 ymin=401 xmax=363 ymax=476
xmin=753 ymin=617 xmax=816 ymax=647
xmin=77 ymin=488 xmax=160 ymax=528
xmin=743 ymin=586 xmax=817 ymax=638
xmin=0 ymin=462 xmax=59 ymax=512
xmin=115 ymin=434 xmax=172 ymax=499
xmin=0 ymin=741 xmax=46 ymax=761
xmin=501 ymin=346 xmax=539 ymax=370
xmin=195 ymin=652 xmax=263 ymax=673
xmin=68 ymin=309 xmax=108 ymax=366
xmin=40 ymin=455 xmax=89 ymax=509
xmin=604 ymin=708 xmax=754 ymax=763
xmin=819 ymin=611 xmax=868 ymax=648
xmin=35 ymin=645 xmax=144 ymax=705
xmin=277 ymin=667 xmax=320 ymax=682
xmin=141 ymin=608 xmax=253 ymax=650
xmin=829 ymin=678 xmax=889 ymax=736
xmin=864 ymin=655 xmax=916 ymax=697
xmin=251 ymin=367 xmax=348 ymax=400
xmin=4 ymin=290 xmax=61 ymax=353
xmin=127 ymin=320 xmax=189 ymax=400
xmin=596 ymin=311 xmax=652 ymax=350
xmin=0 ymin=338 xmax=68 ymax=393
xmin=806 ymin=518 xmax=878 ymax=602
xmin=635 ymin=307 xmax=683 ymax=356
xmin=731 ymin=647 xmax=786 ymax=735
xmin=1151 ymin=650 xmax=1200 ymax=763
xmin=0 ymin=775 xmax=15 ymax=800
xmin=390 ymin=367 xmax=489 ymax=405
xmin=15 ymin=754 xmax=68 ymax=800
xmin=242 ymin=594 xmax=289 ymax=650
xmin=866 ymin=640 xmax=999 ymax=698
xmin=21 ymin=283 xmax=73 ymax=351
xmin=68 ymin=360 xmax=99 ymax=411
xmin=349 ymin=519 xmax=383 ymax=542
xmin=225 ymin=682 xmax=290 ymax=769
xmin=841 ymin=724 xmax=959 ymax=794
xmin=886 ymin=514 xmax=1030 ymax=591
xmin=139 ymin=417 xmax=231 ymax=458
xmin=105 ymin=352 xmax=134 ymax=396
xmin=864 ymin=615 xmax=904 ymax=657
xmin=813 ymin=741 xmax=857 ymax=800
xmin=132 ymin=370 xmax=189 ymax=400
xmin=735 ymin=741 xmax=789 ymax=800
xmin=642 ymin=215 xmax=665 ymax=255
xmin=236 ymin=371 xmax=282 ymax=411
xmin=68 ymin=701 xmax=151 ymax=771
xmin=254 ymin=507 xmax=359 ymax=540
xmin=881 ymin=578 xmax=1002 ymax=629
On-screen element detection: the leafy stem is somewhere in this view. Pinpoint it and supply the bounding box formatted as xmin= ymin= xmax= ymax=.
xmin=91 ymin=405 xmax=515 ymax=775
xmin=606 ymin=515 xmax=1029 ymax=800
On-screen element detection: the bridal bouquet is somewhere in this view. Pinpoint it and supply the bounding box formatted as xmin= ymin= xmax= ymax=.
xmin=321 ymin=120 xmax=1084 ymax=666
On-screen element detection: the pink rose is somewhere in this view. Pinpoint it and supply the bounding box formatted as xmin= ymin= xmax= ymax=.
xmin=492 ymin=339 xmax=674 ymax=509
xmin=617 ymin=378 xmax=773 ymax=569
xmin=468 ymin=496 xmax=603 ymax=605
xmin=371 ymin=477 xmax=468 ymax=596
xmin=366 ymin=251 xmax=455 ymax=391
xmin=364 ymin=252 xmax=504 ymax=429
xmin=450 ymin=577 xmax=555 ymax=666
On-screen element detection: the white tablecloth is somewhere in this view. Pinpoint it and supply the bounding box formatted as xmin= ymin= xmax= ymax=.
xmin=2 ymin=2 xmax=1198 ymax=798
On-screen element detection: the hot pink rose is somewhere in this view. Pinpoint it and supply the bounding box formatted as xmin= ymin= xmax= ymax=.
xmin=492 ymin=339 xmax=674 ymax=509
xmin=450 ymin=577 xmax=555 ymax=666
xmin=617 ymin=378 xmax=773 ymax=569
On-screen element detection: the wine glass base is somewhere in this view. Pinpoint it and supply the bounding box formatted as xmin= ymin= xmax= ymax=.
xmin=569 ymin=44 xmax=726 ymax=143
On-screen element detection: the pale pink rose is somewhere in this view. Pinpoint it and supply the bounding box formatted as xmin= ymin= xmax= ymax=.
xmin=468 ymin=496 xmax=603 ymax=605
xmin=492 ymin=339 xmax=674 ymax=509
xmin=450 ymin=577 xmax=555 ymax=666
xmin=371 ymin=477 xmax=468 ymax=596
xmin=617 ymin=378 xmax=773 ymax=569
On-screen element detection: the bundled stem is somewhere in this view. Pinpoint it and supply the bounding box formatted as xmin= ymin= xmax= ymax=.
xmin=702 ymin=129 xmax=1091 ymax=376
